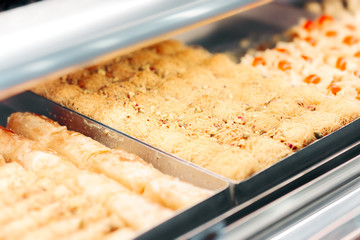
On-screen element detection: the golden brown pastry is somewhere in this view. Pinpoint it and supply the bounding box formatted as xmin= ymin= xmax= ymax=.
xmin=0 ymin=126 xmax=172 ymax=232
xmin=7 ymin=112 xmax=212 ymax=210
xmin=34 ymin=39 xmax=360 ymax=180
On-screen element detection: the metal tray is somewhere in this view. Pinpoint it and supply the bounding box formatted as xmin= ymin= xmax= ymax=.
xmin=0 ymin=91 xmax=231 ymax=240
xmin=176 ymin=2 xmax=315 ymax=59
xmin=176 ymin=0 xmax=360 ymax=207
xmin=175 ymin=1 xmax=360 ymax=202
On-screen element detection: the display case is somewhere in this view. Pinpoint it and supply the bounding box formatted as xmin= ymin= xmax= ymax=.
xmin=1 ymin=0 xmax=360 ymax=239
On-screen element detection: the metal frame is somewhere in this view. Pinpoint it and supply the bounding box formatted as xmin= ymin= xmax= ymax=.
xmin=0 ymin=0 xmax=269 ymax=98
xmin=226 ymin=152 xmax=360 ymax=239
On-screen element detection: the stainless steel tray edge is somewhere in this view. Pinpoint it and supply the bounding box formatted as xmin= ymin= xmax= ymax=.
xmin=233 ymin=116 xmax=360 ymax=203
xmin=0 ymin=0 xmax=270 ymax=98
xmin=226 ymin=147 xmax=360 ymax=239
xmin=0 ymin=91 xmax=232 ymax=240
xmin=178 ymin=140 xmax=360 ymax=239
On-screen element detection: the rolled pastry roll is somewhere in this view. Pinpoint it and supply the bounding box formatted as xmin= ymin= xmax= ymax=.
xmin=7 ymin=112 xmax=162 ymax=192
xmin=0 ymin=177 xmax=60 ymax=208
xmin=0 ymin=162 xmax=38 ymax=192
xmin=8 ymin=112 xmax=212 ymax=210
xmin=0 ymin=126 xmax=173 ymax=230
xmin=62 ymin=215 xmax=134 ymax=240
xmin=6 ymin=113 xmax=108 ymax=168
xmin=104 ymin=228 xmax=136 ymax=240
xmin=74 ymin=171 xmax=173 ymax=230
xmin=0 ymin=200 xmax=74 ymax=239
xmin=21 ymin=203 xmax=109 ymax=240
xmin=90 ymin=150 xmax=212 ymax=209
xmin=0 ymin=184 xmax=72 ymax=224
xmin=22 ymin=217 xmax=83 ymax=240
xmin=0 ymin=162 xmax=38 ymax=209
xmin=0 ymin=154 xmax=5 ymax=166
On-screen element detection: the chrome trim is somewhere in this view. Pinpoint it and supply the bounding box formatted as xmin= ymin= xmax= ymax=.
xmin=0 ymin=0 xmax=269 ymax=97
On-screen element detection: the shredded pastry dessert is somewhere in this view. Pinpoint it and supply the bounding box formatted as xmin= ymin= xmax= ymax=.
xmin=242 ymin=13 xmax=360 ymax=100
xmin=34 ymin=31 xmax=360 ymax=180
xmin=306 ymin=0 xmax=360 ymax=17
